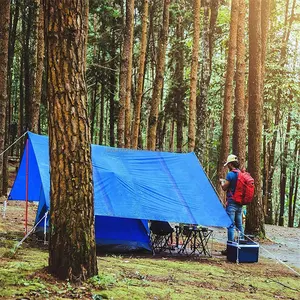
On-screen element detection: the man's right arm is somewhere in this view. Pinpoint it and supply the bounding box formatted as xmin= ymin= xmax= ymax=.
xmin=221 ymin=180 xmax=230 ymax=191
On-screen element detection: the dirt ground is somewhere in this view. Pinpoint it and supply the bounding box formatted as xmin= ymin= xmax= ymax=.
xmin=211 ymin=225 xmax=300 ymax=271
xmin=1 ymin=200 xmax=299 ymax=273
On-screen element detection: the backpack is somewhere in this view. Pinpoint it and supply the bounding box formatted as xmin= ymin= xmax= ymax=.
xmin=232 ymin=170 xmax=255 ymax=205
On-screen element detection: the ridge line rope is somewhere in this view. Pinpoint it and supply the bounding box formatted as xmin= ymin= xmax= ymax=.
xmin=0 ymin=131 xmax=27 ymax=157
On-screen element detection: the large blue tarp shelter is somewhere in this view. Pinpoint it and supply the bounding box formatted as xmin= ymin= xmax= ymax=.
xmin=9 ymin=132 xmax=231 ymax=250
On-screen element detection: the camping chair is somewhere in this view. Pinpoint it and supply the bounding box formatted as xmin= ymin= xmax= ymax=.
xmin=150 ymin=221 xmax=174 ymax=255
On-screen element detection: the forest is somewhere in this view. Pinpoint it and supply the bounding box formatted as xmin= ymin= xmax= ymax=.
xmin=0 ymin=0 xmax=299 ymax=282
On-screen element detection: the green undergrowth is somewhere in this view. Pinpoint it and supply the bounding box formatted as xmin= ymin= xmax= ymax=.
xmin=0 ymin=233 xmax=299 ymax=299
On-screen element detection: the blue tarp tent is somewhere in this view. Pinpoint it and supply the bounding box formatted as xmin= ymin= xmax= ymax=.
xmin=9 ymin=132 xmax=231 ymax=250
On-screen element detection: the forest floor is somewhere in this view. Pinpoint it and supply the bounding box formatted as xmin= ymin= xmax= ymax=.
xmin=0 ymin=200 xmax=299 ymax=300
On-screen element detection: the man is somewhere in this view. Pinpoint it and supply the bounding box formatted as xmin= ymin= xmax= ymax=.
xmin=220 ymin=154 xmax=244 ymax=251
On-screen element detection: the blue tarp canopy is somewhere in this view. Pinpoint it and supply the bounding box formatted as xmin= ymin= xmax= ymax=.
xmin=9 ymin=132 xmax=231 ymax=228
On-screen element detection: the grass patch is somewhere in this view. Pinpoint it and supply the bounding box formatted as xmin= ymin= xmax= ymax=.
xmin=1 ymin=206 xmax=299 ymax=300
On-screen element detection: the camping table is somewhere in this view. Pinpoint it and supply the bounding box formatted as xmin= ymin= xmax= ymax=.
xmin=175 ymin=225 xmax=213 ymax=257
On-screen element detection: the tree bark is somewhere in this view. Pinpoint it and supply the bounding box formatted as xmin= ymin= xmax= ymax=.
xmin=216 ymin=0 xmax=239 ymax=196
xmin=118 ymin=0 xmax=135 ymax=148
xmin=109 ymin=26 xmax=116 ymax=147
xmin=245 ymin=0 xmax=265 ymax=237
xmin=147 ymin=0 xmax=170 ymax=151
xmin=279 ymin=114 xmax=291 ymax=226
xmin=232 ymin=0 xmax=246 ymax=169
xmin=169 ymin=119 xmax=175 ymax=152
xmin=261 ymin=0 xmax=271 ymax=217
xmin=188 ymin=0 xmax=201 ymax=152
xmin=27 ymin=0 xmax=41 ymax=132
xmin=47 ymin=0 xmax=98 ymax=281
xmin=124 ymin=0 xmax=135 ymax=148
xmin=288 ymin=138 xmax=298 ymax=227
xmin=132 ymin=0 xmax=149 ymax=149
xmin=33 ymin=0 xmax=44 ymax=133
xmin=175 ymin=16 xmax=185 ymax=153
xmin=209 ymin=0 xmax=219 ymax=68
xmin=196 ymin=0 xmax=210 ymax=160
xmin=99 ymin=62 xmax=105 ymax=145
xmin=265 ymin=0 xmax=296 ymax=224
xmin=0 ymin=0 xmax=10 ymax=194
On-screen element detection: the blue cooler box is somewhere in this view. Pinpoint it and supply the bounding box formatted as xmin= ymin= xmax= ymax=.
xmin=227 ymin=240 xmax=259 ymax=263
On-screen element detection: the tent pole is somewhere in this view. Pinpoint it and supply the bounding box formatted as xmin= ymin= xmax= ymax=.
xmin=25 ymin=138 xmax=29 ymax=235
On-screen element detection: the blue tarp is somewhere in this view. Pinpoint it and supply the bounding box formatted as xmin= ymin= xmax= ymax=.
xmin=9 ymin=132 xmax=232 ymax=248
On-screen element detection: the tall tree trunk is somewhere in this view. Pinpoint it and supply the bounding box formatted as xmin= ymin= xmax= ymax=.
xmin=0 ymin=0 xmax=10 ymax=194
xmin=216 ymin=0 xmax=239 ymax=196
xmin=232 ymin=0 xmax=246 ymax=169
xmin=124 ymin=0 xmax=135 ymax=148
xmin=7 ymin=0 xmax=20 ymax=135
xmin=33 ymin=0 xmax=44 ymax=133
xmin=118 ymin=0 xmax=135 ymax=148
xmin=147 ymin=0 xmax=170 ymax=151
xmin=8 ymin=1 xmax=20 ymax=157
xmin=99 ymin=69 xmax=105 ymax=145
xmin=188 ymin=0 xmax=201 ymax=152
xmin=27 ymin=0 xmax=41 ymax=132
xmin=175 ymin=16 xmax=184 ymax=153
xmin=245 ymin=0 xmax=265 ymax=237
xmin=109 ymin=27 xmax=116 ymax=147
xmin=169 ymin=119 xmax=175 ymax=152
xmin=132 ymin=0 xmax=149 ymax=149
xmin=288 ymin=138 xmax=299 ymax=227
xmin=279 ymin=114 xmax=291 ymax=226
xmin=265 ymin=0 xmax=296 ymax=224
xmin=261 ymin=0 xmax=271 ymax=218
xmin=47 ymin=0 xmax=97 ymax=281
xmin=196 ymin=0 xmax=210 ymax=160
xmin=209 ymin=0 xmax=219 ymax=67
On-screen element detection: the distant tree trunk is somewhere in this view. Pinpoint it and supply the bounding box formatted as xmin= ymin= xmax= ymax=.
xmin=261 ymin=0 xmax=271 ymax=218
xmin=99 ymin=64 xmax=105 ymax=144
xmin=279 ymin=114 xmax=291 ymax=226
xmin=169 ymin=119 xmax=175 ymax=152
xmin=216 ymin=0 xmax=238 ymax=196
xmin=158 ymin=114 xmax=167 ymax=151
xmin=0 ymin=0 xmax=10 ymax=194
xmin=132 ymin=0 xmax=148 ymax=149
xmin=124 ymin=0 xmax=135 ymax=148
xmin=47 ymin=0 xmax=98 ymax=281
xmin=7 ymin=0 xmax=20 ymax=136
xmin=27 ymin=0 xmax=41 ymax=132
xmin=288 ymin=138 xmax=299 ymax=227
xmin=265 ymin=0 xmax=295 ymax=224
xmin=196 ymin=0 xmax=210 ymax=160
xmin=109 ymin=27 xmax=116 ymax=147
xmin=232 ymin=0 xmax=246 ymax=169
xmin=175 ymin=16 xmax=184 ymax=153
xmin=245 ymin=0 xmax=265 ymax=237
xmin=209 ymin=0 xmax=219 ymax=66
xmin=33 ymin=0 xmax=44 ymax=133
xmin=147 ymin=0 xmax=170 ymax=151
xmin=18 ymin=10 xmax=26 ymax=156
xmin=90 ymin=76 xmax=98 ymax=143
xmin=118 ymin=0 xmax=135 ymax=148
xmin=188 ymin=0 xmax=201 ymax=152
xmin=24 ymin=1 xmax=31 ymax=130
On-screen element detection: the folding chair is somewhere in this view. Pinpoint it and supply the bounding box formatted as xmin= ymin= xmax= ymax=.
xmin=150 ymin=221 xmax=174 ymax=254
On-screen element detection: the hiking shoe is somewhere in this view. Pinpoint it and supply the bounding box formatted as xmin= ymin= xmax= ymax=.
xmin=221 ymin=249 xmax=227 ymax=256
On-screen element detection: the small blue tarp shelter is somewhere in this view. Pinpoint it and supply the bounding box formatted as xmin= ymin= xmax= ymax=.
xmin=9 ymin=132 xmax=231 ymax=251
